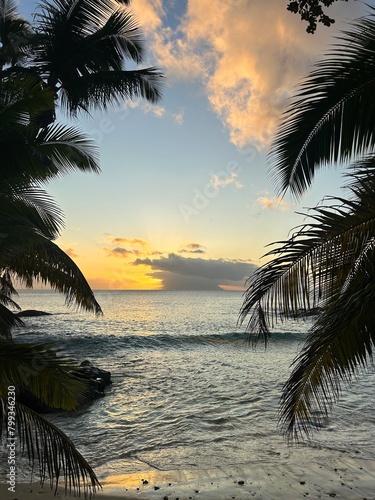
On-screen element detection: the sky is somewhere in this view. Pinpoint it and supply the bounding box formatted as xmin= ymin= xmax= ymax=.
xmin=17 ymin=0 xmax=372 ymax=291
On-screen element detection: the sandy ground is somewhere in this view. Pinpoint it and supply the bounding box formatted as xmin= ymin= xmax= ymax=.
xmin=1 ymin=456 xmax=375 ymax=500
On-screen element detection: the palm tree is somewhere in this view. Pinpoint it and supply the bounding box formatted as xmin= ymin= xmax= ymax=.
xmin=0 ymin=73 xmax=102 ymax=321
xmin=0 ymin=0 xmax=32 ymax=71
xmin=0 ymin=0 xmax=163 ymax=490
xmin=1 ymin=0 xmax=163 ymax=126
xmin=0 ymin=342 xmax=101 ymax=495
xmin=240 ymin=10 xmax=375 ymax=440
xmin=0 ymin=72 xmax=103 ymax=493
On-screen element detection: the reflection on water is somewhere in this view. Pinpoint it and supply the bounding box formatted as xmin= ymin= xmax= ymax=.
xmin=10 ymin=290 xmax=375 ymax=479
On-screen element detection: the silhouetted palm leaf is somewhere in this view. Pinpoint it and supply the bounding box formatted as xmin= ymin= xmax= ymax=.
xmin=31 ymin=0 xmax=163 ymax=118
xmin=0 ymin=229 xmax=102 ymax=315
xmin=0 ymin=341 xmax=91 ymax=409
xmin=270 ymin=10 xmax=375 ymax=197
xmin=240 ymin=164 xmax=375 ymax=436
xmin=0 ymin=399 xmax=100 ymax=495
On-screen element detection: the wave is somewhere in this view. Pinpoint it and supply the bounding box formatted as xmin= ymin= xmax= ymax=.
xmin=14 ymin=329 xmax=307 ymax=355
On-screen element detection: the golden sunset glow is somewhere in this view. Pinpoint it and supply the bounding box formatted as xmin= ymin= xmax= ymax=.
xmin=36 ymin=0 xmax=365 ymax=291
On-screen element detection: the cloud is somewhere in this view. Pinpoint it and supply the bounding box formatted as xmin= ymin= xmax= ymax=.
xmin=257 ymin=195 xmax=293 ymax=212
xmin=63 ymin=247 xmax=79 ymax=258
xmin=179 ymin=243 xmax=206 ymax=254
xmin=126 ymin=101 xmax=184 ymax=125
xmin=104 ymin=247 xmax=140 ymax=258
xmin=133 ymin=253 xmax=257 ymax=290
xmin=104 ymin=236 xmax=163 ymax=259
xmin=133 ymin=0 xmax=364 ymax=148
xmin=110 ymin=237 xmax=149 ymax=246
xmin=210 ymin=172 xmax=244 ymax=189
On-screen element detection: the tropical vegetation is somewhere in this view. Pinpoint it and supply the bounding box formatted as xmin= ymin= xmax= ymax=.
xmin=0 ymin=0 xmax=163 ymax=494
xmin=287 ymin=0 xmax=358 ymax=33
xmin=240 ymin=9 xmax=375 ymax=440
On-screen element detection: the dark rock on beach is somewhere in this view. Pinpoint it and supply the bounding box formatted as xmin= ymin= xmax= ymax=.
xmin=70 ymin=360 xmax=112 ymax=398
xmin=16 ymin=309 xmax=52 ymax=317
xmin=17 ymin=360 xmax=112 ymax=413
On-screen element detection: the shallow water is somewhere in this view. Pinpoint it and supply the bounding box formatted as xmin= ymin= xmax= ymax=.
xmin=8 ymin=290 xmax=375 ymax=481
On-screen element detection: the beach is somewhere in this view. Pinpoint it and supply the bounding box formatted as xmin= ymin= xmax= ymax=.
xmin=3 ymin=290 xmax=375 ymax=500
xmin=1 ymin=455 xmax=375 ymax=499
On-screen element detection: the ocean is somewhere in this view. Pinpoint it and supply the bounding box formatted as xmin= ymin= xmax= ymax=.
xmin=9 ymin=290 xmax=375 ymax=484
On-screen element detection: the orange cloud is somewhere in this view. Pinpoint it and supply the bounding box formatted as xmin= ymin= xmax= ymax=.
xmin=135 ymin=0 xmax=363 ymax=148
xmin=110 ymin=237 xmax=149 ymax=246
xmin=257 ymin=196 xmax=293 ymax=212
xmin=63 ymin=247 xmax=79 ymax=258
xmin=179 ymin=242 xmax=206 ymax=254
xmin=104 ymin=247 xmax=141 ymax=258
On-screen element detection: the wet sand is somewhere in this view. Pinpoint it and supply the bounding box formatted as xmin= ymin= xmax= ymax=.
xmin=1 ymin=455 xmax=375 ymax=499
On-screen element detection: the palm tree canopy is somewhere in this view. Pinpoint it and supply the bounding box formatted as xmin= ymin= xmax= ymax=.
xmin=240 ymin=162 xmax=375 ymax=437
xmin=0 ymin=398 xmax=101 ymax=495
xmin=28 ymin=0 xmax=163 ymax=116
xmin=0 ymin=0 xmax=32 ymax=68
xmin=0 ymin=341 xmax=91 ymax=409
xmin=270 ymin=9 xmax=375 ymax=197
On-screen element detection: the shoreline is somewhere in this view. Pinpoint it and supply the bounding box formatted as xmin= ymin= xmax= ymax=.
xmin=2 ymin=455 xmax=375 ymax=499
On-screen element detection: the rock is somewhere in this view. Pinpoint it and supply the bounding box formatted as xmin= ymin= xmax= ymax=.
xmin=16 ymin=310 xmax=52 ymax=317
xmin=18 ymin=360 xmax=112 ymax=412
xmin=70 ymin=360 xmax=112 ymax=399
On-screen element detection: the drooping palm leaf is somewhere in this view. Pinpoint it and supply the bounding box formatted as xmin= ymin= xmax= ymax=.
xmin=270 ymin=10 xmax=375 ymax=197
xmin=0 ymin=269 xmax=21 ymax=311
xmin=61 ymin=67 xmax=163 ymax=114
xmin=0 ymin=120 xmax=100 ymax=183
xmin=0 ymin=302 xmax=23 ymax=339
xmin=0 ymin=183 xmax=64 ymax=240
xmin=240 ymin=183 xmax=375 ymax=340
xmin=0 ymin=230 xmax=102 ymax=315
xmin=240 ymin=164 xmax=375 ymax=437
xmin=0 ymin=399 xmax=101 ymax=495
xmin=0 ymin=341 xmax=91 ymax=410
xmin=279 ymin=252 xmax=375 ymax=439
xmin=31 ymin=0 xmax=163 ymax=117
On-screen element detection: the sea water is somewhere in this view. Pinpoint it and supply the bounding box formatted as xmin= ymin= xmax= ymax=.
xmin=8 ymin=290 xmax=375 ymax=481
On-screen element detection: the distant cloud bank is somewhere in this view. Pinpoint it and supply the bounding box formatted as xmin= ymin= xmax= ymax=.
xmin=133 ymin=253 xmax=256 ymax=290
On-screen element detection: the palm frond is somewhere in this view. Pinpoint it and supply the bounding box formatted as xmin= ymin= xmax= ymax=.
xmin=241 ymin=161 xmax=375 ymax=437
xmin=0 ymin=303 xmax=23 ymax=340
xmin=1 ymin=400 xmax=101 ymax=495
xmin=0 ymin=341 xmax=91 ymax=410
xmin=31 ymin=0 xmax=163 ymax=116
xmin=34 ymin=0 xmax=144 ymax=76
xmin=0 ymin=341 xmax=92 ymax=410
xmin=86 ymin=8 xmax=145 ymax=65
xmin=279 ymin=249 xmax=375 ymax=439
xmin=240 ymin=167 xmax=375 ymax=343
xmin=0 ymin=0 xmax=19 ymax=19
xmin=0 ymin=183 xmax=64 ymax=240
xmin=0 ymin=232 xmax=102 ymax=315
xmin=0 ymin=121 xmax=100 ymax=183
xmin=270 ymin=9 xmax=375 ymax=197
xmin=61 ymin=67 xmax=164 ymax=114
xmin=34 ymin=123 xmax=101 ymax=175
xmin=0 ymin=269 xmax=20 ymax=311
xmin=0 ymin=73 xmax=53 ymax=126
